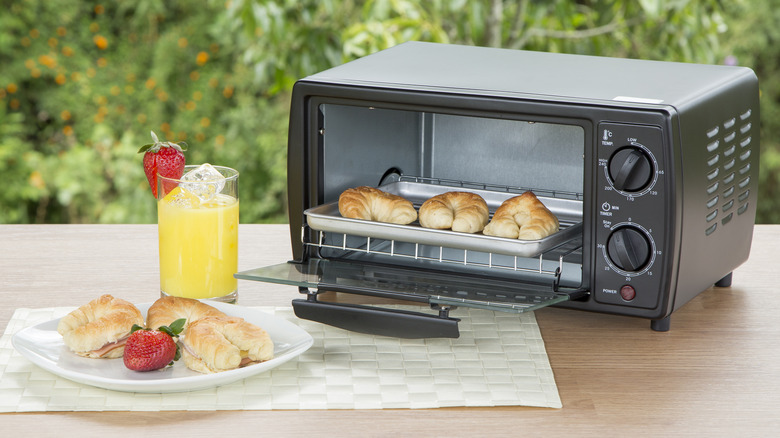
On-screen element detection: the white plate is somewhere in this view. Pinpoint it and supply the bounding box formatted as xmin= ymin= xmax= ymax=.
xmin=11 ymin=302 xmax=313 ymax=393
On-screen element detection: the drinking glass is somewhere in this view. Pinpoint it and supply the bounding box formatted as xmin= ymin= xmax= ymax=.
xmin=156 ymin=164 xmax=239 ymax=303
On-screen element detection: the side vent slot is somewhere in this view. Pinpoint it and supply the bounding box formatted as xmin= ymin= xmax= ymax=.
xmin=704 ymin=108 xmax=755 ymax=236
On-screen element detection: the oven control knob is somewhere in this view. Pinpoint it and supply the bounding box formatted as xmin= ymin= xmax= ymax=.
xmin=608 ymin=147 xmax=653 ymax=192
xmin=607 ymin=227 xmax=651 ymax=272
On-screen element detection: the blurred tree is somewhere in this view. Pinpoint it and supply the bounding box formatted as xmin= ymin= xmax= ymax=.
xmin=229 ymin=0 xmax=728 ymax=92
xmin=2 ymin=0 xmax=775 ymax=224
xmin=721 ymin=1 xmax=780 ymax=224
xmin=0 ymin=0 xmax=290 ymax=223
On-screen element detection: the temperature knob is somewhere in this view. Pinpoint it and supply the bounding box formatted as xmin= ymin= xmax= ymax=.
xmin=609 ymin=147 xmax=653 ymax=192
xmin=607 ymin=227 xmax=651 ymax=272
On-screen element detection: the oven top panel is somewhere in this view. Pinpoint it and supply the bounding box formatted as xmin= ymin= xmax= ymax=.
xmin=304 ymin=41 xmax=754 ymax=107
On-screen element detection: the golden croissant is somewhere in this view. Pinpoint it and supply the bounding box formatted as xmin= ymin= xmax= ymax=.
xmin=483 ymin=191 xmax=559 ymax=240
xmin=419 ymin=191 xmax=489 ymax=233
xmin=338 ymin=186 xmax=417 ymax=225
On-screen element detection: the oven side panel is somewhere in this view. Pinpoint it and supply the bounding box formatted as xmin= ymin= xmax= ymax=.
xmin=672 ymin=70 xmax=760 ymax=311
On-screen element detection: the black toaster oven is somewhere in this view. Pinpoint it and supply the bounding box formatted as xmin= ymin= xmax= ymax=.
xmin=237 ymin=42 xmax=759 ymax=336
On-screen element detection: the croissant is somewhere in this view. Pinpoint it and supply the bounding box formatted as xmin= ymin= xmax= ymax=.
xmin=57 ymin=294 xmax=144 ymax=358
xmin=338 ymin=186 xmax=417 ymax=225
xmin=419 ymin=191 xmax=489 ymax=233
xmin=181 ymin=316 xmax=274 ymax=373
xmin=146 ymin=296 xmax=227 ymax=330
xmin=482 ymin=191 xmax=559 ymax=240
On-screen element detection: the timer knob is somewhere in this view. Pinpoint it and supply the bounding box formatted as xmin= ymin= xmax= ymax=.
xmin=609 ymin=147 xmax=653 ymax=192
xmin=607 ymin=227 xmax=651 ymax=272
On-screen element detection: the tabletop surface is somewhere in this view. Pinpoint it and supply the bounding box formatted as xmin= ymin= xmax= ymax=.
xmin=1 ymin=224 xmax=778 ymax=437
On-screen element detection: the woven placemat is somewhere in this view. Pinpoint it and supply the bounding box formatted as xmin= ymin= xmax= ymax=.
xmin=0 ymin=305 xmax=561 ymax=412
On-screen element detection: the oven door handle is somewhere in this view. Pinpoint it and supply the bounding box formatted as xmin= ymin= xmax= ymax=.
xmin=292 ymin=299 xmax=461 ymax=339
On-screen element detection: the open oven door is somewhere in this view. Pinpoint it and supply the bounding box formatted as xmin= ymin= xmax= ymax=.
xmin=236 ymin=259 xmax=587 ymax=339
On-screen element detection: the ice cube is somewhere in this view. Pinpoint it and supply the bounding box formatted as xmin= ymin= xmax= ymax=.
xmin=164 ymin=186 xmax=201 ymax=208
xmin=180 ymin=163 xmax=225 ymax=202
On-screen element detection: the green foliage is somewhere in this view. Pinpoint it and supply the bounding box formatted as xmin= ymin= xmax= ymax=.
xmin=0 ymin=0 xmax=289 ymax=224
xmin=1 ymin=0 xmax=777 ymax=224
xmin=721 ymin=1 xmax=780 ymax=223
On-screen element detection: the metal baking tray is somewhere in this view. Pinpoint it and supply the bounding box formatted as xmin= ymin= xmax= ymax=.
xmin=304 ymin=181 xmax=583 ymax=258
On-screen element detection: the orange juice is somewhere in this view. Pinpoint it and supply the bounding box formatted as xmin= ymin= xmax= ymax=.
xmin=157 ymin=187 xmax=239 ymax=299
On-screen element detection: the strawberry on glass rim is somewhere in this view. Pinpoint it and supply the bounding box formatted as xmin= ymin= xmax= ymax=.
xmin=138 ymin=131 xmax=187 ymax=198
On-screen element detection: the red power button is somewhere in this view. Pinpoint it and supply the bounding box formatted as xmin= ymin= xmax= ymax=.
xmin=620 ymin=285 xmax=636 ymax=301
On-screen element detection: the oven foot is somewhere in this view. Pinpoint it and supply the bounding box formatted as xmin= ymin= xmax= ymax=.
xmin=650 ymin=316 xmax=671 ymax=332
xmin=715 ymin=272 xmax=733 ymax=288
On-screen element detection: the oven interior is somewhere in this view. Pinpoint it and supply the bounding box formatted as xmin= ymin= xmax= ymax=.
xmin=238 ymin=102 xmax=592 ymax=320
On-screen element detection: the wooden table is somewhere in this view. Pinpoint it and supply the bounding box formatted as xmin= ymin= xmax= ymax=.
xmin=2 ymin=224 xmax=779 ymax=436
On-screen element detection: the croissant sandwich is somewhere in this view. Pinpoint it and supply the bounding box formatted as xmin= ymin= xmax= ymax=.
xmin=146 ymin=296 xmax=227 ymax=330
xmin=57 ymin=294 xmax=144 ymax=358
xmin=180 ymin=316 xmax=274 ymax=374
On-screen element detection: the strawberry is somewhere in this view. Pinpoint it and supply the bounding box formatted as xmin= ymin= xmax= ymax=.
xmin=123 ymin=318 xmax=186 ymax=372
xmin=138 ymin=131 xmax=187 ymax=198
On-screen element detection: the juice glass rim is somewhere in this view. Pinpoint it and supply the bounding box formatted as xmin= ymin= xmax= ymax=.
xmin=157 ymin=164 xmax=239 ymax=184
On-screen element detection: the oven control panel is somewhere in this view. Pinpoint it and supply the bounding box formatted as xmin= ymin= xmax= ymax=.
xmin=594 ymin=122 xmax=667 ymax=309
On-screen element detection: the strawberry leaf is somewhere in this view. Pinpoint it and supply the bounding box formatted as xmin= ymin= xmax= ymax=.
xmin=130 ymin=324 xmax=146 ymax=334
xmin=157 ymin=318 xmax=186 ymax=337
xmin=137 ymin=143 xmax=155 ymax=153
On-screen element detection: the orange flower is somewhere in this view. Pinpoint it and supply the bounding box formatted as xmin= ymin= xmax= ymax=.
xmin=185 ymin=101 xmax=196 ymax=111
xmin=200 ymin=117 xmax=210 ymax=127
xmin=178 ymin=37 xmax=188 ymax=48
xmin=208 ymin=77 xmax=219 ymax=88
xmin=38 ymin=55 xmax=56 ymax=69
xmin=30 ymin=29 xmax=40 ymax=38
xmin=61 ymin=110 xmax=72 ymax=121
xmin=222 ymin=86 xmax=234 ymax=98
xmin=48 ymin=37 xmax=58 ymax=48
xmin=94 ymin=5 xmax=105 ymax=14
xmin=63 ymin=125 xmax=74 ymax=136
xmin=62 ymin=46 xmax=74 ymax=57
xmin=6 ymin=83 xmax=18 ymax=94
xmin=193 ymin=91 xmax=203 ymax=101
xmin=196 ymin=51 xmax=209 ymax=66
xmin=29 ymin=171 xmax=46 ymax=190
xmin=9 ymin=99 xmax=20 ymax=109
xmin=190 ymin=71 xmax=200 ymax=81
xmin=94 ymin=35 xmax=108 ymax=50
xmin=97 ymin=57 xmax=108 ymax=67
xmin=57 ymin=27 xmax=67 ymax=37
xmin=145 ymin=78 xmax=156 ymax=89
xmin=55 ymin=74 xmax=66 ymax=85
xmin=196 ymin=133 xmax=206 ymax=142
xmin=110 ymin=85 xmax=121 ymax=96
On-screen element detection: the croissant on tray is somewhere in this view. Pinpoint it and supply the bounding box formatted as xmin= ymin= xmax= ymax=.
xmin=418 ymin=191 xmax=489 ymax=233
xmin=482 ymin=191 xmax=559 ymax=240
xmin=338 ymin=186 xmax=417 ymax=225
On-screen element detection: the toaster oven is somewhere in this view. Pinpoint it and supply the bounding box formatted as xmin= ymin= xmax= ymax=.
xmin=237 ymin=42 xmax=759 ymax=336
